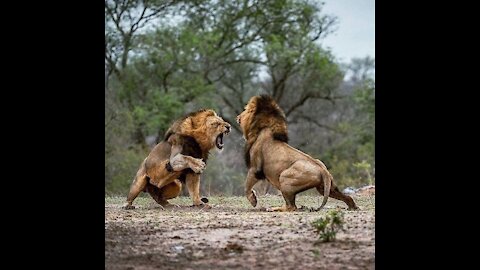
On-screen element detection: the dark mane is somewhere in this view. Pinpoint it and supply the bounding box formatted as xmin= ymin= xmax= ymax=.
xmin=244 ymin=95 xmax=289 ymax=168
xmin=254 ymin=95 xmax=287 ymax=123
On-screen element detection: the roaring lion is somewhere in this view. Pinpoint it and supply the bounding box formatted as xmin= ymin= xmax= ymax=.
xmin=236 ymin=95 xmax=358 ymax=211
xmin=123 ymin=109 xmax=231 ymax=209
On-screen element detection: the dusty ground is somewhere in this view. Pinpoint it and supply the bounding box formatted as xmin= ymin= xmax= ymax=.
xmin=105 ymin=194 xmax=375 ymax=270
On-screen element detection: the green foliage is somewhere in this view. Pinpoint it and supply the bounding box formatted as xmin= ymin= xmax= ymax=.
xmin=353 ymin=160 xmax=374 ymax=186
xmin=311 ymin=209 xmax=345 ymax=243
xmin=105 ymin=146 xmax=147 ymax=195
xmin=131 ymin=92 xmax=184 ymax=136
xmin=105 ymin=100 xmax=149 ymax=194
xmin=321 ymin=69 xmax=375 ymax=189
xmin=201 ymin=153 xmax=246 ymax=196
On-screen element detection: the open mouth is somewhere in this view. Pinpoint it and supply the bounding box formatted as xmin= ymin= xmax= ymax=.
xmin=215 ymin=133 xmax=224 ymax=149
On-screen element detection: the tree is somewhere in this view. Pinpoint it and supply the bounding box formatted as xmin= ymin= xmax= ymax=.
xmin=105 ymin=0 xmax=180 ymax=79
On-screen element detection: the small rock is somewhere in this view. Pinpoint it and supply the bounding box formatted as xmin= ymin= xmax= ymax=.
xmin=343 ymin=187 xmax=356 ymax=194
xmin=172 ymin=245 xmax=184 ymax=253
xmin=224 ymin=242 xmax=244 ymax=253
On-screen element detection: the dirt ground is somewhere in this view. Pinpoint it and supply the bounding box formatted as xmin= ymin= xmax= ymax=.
xmin=105 ymin=194 xmax=375 ymax=270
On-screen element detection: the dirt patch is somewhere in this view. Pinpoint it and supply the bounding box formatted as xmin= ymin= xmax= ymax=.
xmin=105 ymin=195 xmax=375 ymax=269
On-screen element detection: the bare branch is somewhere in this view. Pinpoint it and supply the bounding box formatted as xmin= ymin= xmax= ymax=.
xmin=222 ymin=81 xmax=240 ymax=95
xmin=105 ymin=107 xmax=117 ymax=128
xmin=285 ymin=94 xmax=311 ymax=117
xmin=220 ymin=18 xmax=273 ymax=59
xmin=162 ymin=69 xmax=173 ymax=93
xmin=220 ymin=94 xmax=241 ymax=116
xmin=296 ymin=114 xmax=344 ymax=134
xmin=105 ymin=39 xmax=121 ymax=78
xmin=311 ymin=16 xmax=337 ymax=42
xmin=220 ymin=58 xmax=267 ymax=66
xmin=105 ymin=2 xmax=126 ymax=37
xmin=130 ymin=5 xmax=148 ymax=33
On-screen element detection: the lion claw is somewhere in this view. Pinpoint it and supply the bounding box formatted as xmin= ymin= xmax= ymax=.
xmin=190 ymin=159 xmax=206 ymax=174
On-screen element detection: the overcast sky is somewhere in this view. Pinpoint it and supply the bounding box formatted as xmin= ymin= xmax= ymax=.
xmin=320 ymin=0 xmax=375 ymax=63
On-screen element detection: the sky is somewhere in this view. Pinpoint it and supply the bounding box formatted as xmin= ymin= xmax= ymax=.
xmin=320 ymin=0 xmax=375 ymax=63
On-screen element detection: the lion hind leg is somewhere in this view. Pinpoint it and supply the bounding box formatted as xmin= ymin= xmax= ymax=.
xmin=267 ymin=192 xmax=297 ymax=212
xmin=273 ymin=161 xmax=320 ymax=212
xmin=161 ymin=179 xmax=182 ymax=200
xmin=146 ymin=180 xmax=182 ymax=208
xmin=316 ymin=185 xmax=359 ymax=210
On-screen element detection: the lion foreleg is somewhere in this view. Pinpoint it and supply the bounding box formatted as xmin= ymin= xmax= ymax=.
xmin=245 ymin=169 xmax=259 ymax=207
xmin=185 ymin=174 xmax=204 ymax=206
xmin=170 ymin=154 xmax=205 ymax=174
xmin=149 ymin=146 xmax=206 ymax=189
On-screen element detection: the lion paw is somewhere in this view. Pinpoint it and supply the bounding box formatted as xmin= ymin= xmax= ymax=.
xmin=189 ymin=158 xmax=206 ymax=174
xmin=247 ymin=190 xmax=257 ymax=207
xmin=190 ymin=202 xmax=211 ymax=209
xmin=122 ymin=203 xmax=135 ymax=210
xmin=160 ymin=202 xmax=180 ymax=209
xmin=266 ymin=206 xmax=296 ymax=212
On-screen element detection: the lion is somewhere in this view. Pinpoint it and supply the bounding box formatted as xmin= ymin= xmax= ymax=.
xmin=236 ymin=95 xmax=359 ymax=212
xmin=122 ymin=109 xmax=231 ymax=209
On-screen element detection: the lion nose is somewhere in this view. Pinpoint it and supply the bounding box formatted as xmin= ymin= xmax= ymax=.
xmin=226 ymin=124 xmax=231 ymax=132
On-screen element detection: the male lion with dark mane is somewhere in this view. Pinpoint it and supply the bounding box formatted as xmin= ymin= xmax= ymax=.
xmin=236 ymin=95 xmax=358 ymax=212
xmin=123 ymin=109 xmax=231 ymax=209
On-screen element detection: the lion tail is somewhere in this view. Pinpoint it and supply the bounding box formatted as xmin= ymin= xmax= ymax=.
xmin=317 ymin=170 xmax=332 ymax=210
xmin=312 ymin=159 xmax=332 ymax=211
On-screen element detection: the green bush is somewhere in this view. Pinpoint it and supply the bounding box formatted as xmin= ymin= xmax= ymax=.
xmin=311 ymin=209 xmax=345 ymax=243
xmin=105 ymin=145 xmax=147 ymax=195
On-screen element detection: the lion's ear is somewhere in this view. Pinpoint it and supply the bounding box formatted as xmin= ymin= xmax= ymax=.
xmin=167 ymin=134 xmax=177 ymax=145
xmin=167 ymin=134 xmax=184 ymax=145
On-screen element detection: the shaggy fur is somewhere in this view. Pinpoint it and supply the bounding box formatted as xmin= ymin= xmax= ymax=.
xmin=242 ymin=95 xmax=289 ymax=168
xmin=123 ymin=109 xmax=231 ymax=209
xmin=237 ymin=95 xmax=358 ymax=212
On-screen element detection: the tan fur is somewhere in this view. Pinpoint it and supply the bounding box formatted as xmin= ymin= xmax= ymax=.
xmin=123 ymin=109 xmax=231 ymax=209
xmin=237 ymin=95 xmax=358 ymax=212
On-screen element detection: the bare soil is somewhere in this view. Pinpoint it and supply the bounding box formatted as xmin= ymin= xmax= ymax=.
xmin=105 ymin=194 xmax=375 ymax=269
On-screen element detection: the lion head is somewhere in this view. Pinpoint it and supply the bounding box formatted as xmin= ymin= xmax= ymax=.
xmin=165 ymin=109 xmax=231 ymax=153
xmin=236 ymin=95 xmax=288 ymax=167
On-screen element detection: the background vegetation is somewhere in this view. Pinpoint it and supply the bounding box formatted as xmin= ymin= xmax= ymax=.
xmin=105 ymin=0 xmax=375 ymax=196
